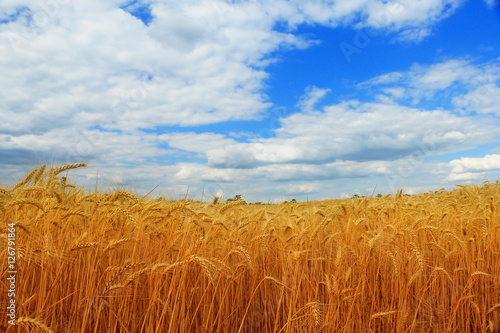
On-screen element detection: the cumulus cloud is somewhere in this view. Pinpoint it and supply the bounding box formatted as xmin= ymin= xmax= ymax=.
xmin=408 ymin=59 xmax=479 ymax=92
xmin=156 ymin=86 xmax=497 ymax=197
xmin=0 ymin=0 xmax=470 ymax=141
xmin=257 ymin=160 xmax=393 ymax=182
xmin=446 ymin=154 xmax=500 ymax=182
xmin=297 ymin=86 xmax=331 ymax=113
xmin=360 ymin=58 xmax=500 ymax=109
xmin=450 ymin=154 xmax=500 ymax=173
xmin=284 ymin=183 xmax=320 ymax=195
xmin=446 ymin=172 xmax=486 ymax=182
xmin=180 ymin=96 xmax=494 ymax=170
xmin=159 ymin=132 xmax=237 ymax=155
xmin=453 ymin=84 xmax=500 ymax=116
xmin=363 ymin=59 xmax=480 ymax=94
xmin=361 ymin=72 xmax=405 ymax=86
xmin=383 ymin=87 xmax=406 ymax=98
xmin=290 ymin=0 xmax=463 ymax=41
xmin=152 ymin=72 xmax=500 ymax=199
xmin=0 ymin=0 xmax=309 ymax=138
xmin=359 ymin=0 xmax=462 ymax=41
xmin=1 ymin=0 xmax=496 ymax=201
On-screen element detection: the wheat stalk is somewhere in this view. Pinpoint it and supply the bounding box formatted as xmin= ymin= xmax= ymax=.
xmin=12 ymin=168 xmax=38 ymax=191
xmin=387 ymin=251 xmax=399 ymax=275
xmin=108 ymin=191 xmax=139 ymax=202
xmin=103 ymin=261 xmax=146 ymax=293
xmin=433 ymin=267 xmax=454 ymax=283
xmin=16 ymin=317 xmax=54 ymax=333
xmin=104 ymin=238 xmax=134 ymax=253
xmin=152 ymin=260 xmax=187 ymax=273
xmin=69 ymin=241 xmax=98 ymax=251
xmin=370 ymin=310 xmax=399 ymax=320
xmin=228 ymin=246 xmax=253 ymax=268
xmin=51 ymin=163 xmax=87 ymax=176
xmin=113 ymin=208 xmax=137 ymax=226
xmin=487 ymin=302 xmax=500 ymax=315
xmin=189 ymin=255 xmax=219 ymax=283
xmin=410 ymin=242 xmax=425 ymax=270
xmin=6 ymin=198 xmax=44 ymax=210
xmin=77 ymin=192 xmax=98 ymax=204
xmin=263 ymin=276 xmax=286 ymax=288
xmin=62 ymin=210 xmax=90 ymax=220
xmin=219 ymin=199 xmax=245 ymax=214
xmin=305 ymin=301 xmax=322 ymax=326
xmin=33 ymin=164 xmax=47 ymax=185
xmin=471 ymin=271 xmax=491 ymax=278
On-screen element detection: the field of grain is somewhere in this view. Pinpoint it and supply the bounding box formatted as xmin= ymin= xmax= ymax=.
xmin=1 ymin=164 xmax=500 ymax=332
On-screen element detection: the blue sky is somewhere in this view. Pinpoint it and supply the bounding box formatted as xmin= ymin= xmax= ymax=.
xmin=0 ymin=0 xmax=499 ymax=202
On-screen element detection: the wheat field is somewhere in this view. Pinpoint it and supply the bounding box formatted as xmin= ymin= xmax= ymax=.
xmin=1 ymin=164 xmax=500 ymax=332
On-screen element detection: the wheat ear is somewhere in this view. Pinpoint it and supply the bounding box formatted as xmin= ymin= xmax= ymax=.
xmin=51 ymin=163 xmax=87 ymax=176
xmin=16 ymin=317 xmax=54 ymax=333
xmin=13 ymin=168 xmax=38 ymax=191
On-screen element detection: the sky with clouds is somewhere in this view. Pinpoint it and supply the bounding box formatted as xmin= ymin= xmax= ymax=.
xmin=1 ymin=0 xmax=499 ymax=202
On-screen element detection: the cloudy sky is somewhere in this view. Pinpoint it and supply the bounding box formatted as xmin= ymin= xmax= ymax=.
xmin=1 ymin=0 xmax=499 ymax=202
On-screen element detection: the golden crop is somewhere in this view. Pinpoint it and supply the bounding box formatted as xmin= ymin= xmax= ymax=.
xmin=1 ymin=164 xmax=500 ymax=332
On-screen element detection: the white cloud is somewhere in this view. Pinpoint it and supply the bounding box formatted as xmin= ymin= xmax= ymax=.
xmin=360 ymin=72 xmax=404 ymax=86
xmin=359 ymin=0 xmax=463 ymax=41
xmin=256 ymin=160 xmax=393 ymax=182
xmin=269 ymin=99 xmax=492 ymax=163
xmin=450 ymin=154 xmax=500 ymax=173
xmin=159 ymin=89 xmax=496 ymax=173
xmin=360 ymin=58 xmax=500 ymax=108
xmin=453 ymin=84 xmax=500 ymax=116
xmin=174 ymin=163 xmax=237 ymax=183
xmin=284 ymin=183 xmax=320 ymax=195
xmin=290 ymin=0 xmax=463 ymax=41
xmin=446 ymin=154 xmax=500 ymax=182
xmin=409 ymin=59 xmax=479 ymax=91
xmin=446 ymin=172 xmax=486 ymax=182
xmin=383 ymin=87 xmax=406 ymax=98
xmin=1 ymin=0 xmax=495 ymax=201
xmin=159 ymin=132 xmax=237 ymax=155
xmin=297 ymin=86 xmax=331 ymax=112
xmin=365 ymin=59 xmax=479 ymax=94
xmin=0 ymin=0 xmax=469 ymax=139
xmin=0 ymin=127 xmax=172 ymax=171
xmin=0 ymin=0 xmax=304 ymax=137
xmin=147 ymin=78 xmax=499 ymax=200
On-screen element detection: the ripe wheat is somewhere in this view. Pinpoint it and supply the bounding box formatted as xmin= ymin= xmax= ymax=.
xmin=1 ymin=165 xmax=499 ymax=332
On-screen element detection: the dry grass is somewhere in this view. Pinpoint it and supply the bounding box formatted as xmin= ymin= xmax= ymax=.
xmin=1 ymin=164 xmax=500 ymax=332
